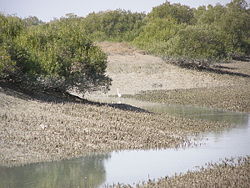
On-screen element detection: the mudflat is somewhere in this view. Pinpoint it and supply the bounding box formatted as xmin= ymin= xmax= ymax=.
xmin=0 ymin=42 xmax=249 ymax=187
xmin=93 ymin=42 xmax=249 ymax=97
xmin=0 ymin=88 xmax=229 ymax=166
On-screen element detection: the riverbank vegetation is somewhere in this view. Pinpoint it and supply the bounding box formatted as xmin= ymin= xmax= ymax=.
xmin=0 ymin=1 xmax=249 ymax=186
xmin=81 ymin=0 xmax=250 ymax=62
xmin=0 ymin=14 xmax=111 ymax=95
xmin=133 ymin=0 xmax=250 ymax=61
xmin=1 ymin=1 xmax=249 ymax=93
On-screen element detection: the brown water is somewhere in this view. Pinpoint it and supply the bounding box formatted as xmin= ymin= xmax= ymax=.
xmin=1 ymin=98 xmax=249 ymax=188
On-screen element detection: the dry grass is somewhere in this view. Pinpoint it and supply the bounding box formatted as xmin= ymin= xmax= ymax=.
xmin=111 ymin=156 xmax=250 ymax=188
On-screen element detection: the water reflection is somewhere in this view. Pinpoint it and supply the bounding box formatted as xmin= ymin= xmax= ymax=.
xmin=1 ymin=98 xmax=249 ymax=187
xmin=146 ymin=103 xmax=248 ymax=124
xmin=0 ymin=154 xmax=110 ymax=188
xmin=88 ymin=96 xmax=248 ymax=125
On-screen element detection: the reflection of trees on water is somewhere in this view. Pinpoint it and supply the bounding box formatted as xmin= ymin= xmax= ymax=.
xmin=0 ymin=153 xmax=110 ymax=188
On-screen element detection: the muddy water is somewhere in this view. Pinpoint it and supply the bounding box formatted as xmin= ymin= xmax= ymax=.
xmin=0 ymin=97 xmax=249 ymax=188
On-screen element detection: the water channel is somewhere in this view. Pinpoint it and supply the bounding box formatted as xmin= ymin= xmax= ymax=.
xmin=0 ymin=97 xmax=249 ymax=188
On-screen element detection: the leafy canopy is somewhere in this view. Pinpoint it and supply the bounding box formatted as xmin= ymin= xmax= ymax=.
xmin=0 ymin=14 xmax=111 ymax=94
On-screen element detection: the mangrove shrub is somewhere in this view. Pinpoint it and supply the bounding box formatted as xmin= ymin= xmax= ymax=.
xmin=0 ymin=15 xmax=111 ymax=94
xmin=165 ymin=25 xmax=226 ymax=60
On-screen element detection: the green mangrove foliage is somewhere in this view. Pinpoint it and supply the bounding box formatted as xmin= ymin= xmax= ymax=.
xmin=132 ymin=18 xmax=185 ymax=55
xmin=0 ymin=0 xmax=249 ymax=84
xmin=193 ymin=0 xmax=250 ymax=57
xmin=82 ymin=10 xmax=146 ymax=41
xmin=0 ymin=14 xmax=111 ymax=94
xmin=148 ymin=1 xmax=195 ymax=24
xmin=133 ymin=0 xmax=250 ymax=61
xmin=23 ymin=16 xmax=44 ymax=26
xmin=165 ymin=25 xmax=226 ymax=60
xmin=0 ymin=14 xmax=24 ymax=78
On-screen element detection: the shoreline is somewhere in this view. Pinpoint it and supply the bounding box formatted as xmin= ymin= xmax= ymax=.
xmin=128 ymin=84 xmax=250 ymax=113
xmin=1 ymin=42 xmax=249 ymax=187
xmin=111 ymin=156 xmax=250 ymax=188
xmin=0 ymin=86 xmax=235 ymax=167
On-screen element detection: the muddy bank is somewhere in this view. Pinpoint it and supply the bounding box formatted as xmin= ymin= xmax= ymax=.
xmin=0 ymin=87 xmax=231 ymax=167
xmin=91 ymin=42 xmax=250 ymax=114
xmin=112 ymin=156 xmax=250 ymax=188
xmin=86 ymin=42 xmax=243 ymax=97
xmin=88 ymin=42 xmax=250 ymax=113
xmin=1 ymin=42 xmax=249 ymax=167
xmin=89 ymin=42 xmax=250 ymax=98
xmin=129 ymin=84 xmax=250 ymax=113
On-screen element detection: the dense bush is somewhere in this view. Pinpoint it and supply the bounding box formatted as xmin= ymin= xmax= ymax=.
xmin=23 ymin=16 xmax=44 ymax=26
xmin=0 ymin=15 xmax=111 ymax=94
xmin=0 ymin=14 xmax=24 ymax=78
xmin=133 ymin=18 xmax=185 ymax=55
xmin=148 ymin=1 xmax=195 ymax=24
xmin=82 ymin=10 xmax=146 ymax=41
xmin=0 ymin=14 xmax=24 ymax=41
xmin=132 ymin=0 xmax=250 ymax=61
xmin=0 ymin=46 xmax=15 ymax=78
xmin=165 ymin=25 xmax=226 ymax=59
xmin=194 ymin=0 xmax=250 ymax=57
xmin=1 ymin=0 xmax=249 ymax=87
